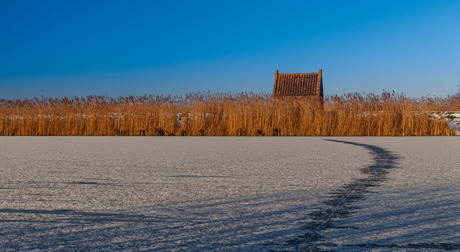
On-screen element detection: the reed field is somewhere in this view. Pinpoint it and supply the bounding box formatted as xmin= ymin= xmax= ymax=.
xmin=1 ymin=91 xmax=459 ymax=136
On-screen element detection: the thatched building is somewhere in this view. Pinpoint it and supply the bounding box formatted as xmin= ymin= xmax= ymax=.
xmin=273 ymin=69 xmax=324 ymax=105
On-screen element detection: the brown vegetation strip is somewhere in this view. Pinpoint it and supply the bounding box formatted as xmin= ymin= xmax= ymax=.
xmin=1 ymin=92 xmax=459 ymax=136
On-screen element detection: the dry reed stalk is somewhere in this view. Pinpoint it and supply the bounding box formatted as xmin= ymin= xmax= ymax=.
xmin=0 ymin=92 xmax=458 ymax=136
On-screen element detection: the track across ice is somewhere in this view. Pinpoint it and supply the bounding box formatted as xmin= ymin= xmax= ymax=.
xmin=0 ymin=137 xmax=459 ymax=251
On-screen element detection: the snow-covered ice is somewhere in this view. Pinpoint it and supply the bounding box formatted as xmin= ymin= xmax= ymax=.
xmin=0 ymin=137 xmax=459 ymax=251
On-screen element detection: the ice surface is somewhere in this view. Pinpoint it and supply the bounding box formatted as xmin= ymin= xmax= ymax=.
xmin=0 ymin=137 xmax=459 ymax=251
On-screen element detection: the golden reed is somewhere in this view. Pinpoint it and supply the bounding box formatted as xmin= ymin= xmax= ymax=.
xmin=1 ymin=92 xmax=459 ymax=136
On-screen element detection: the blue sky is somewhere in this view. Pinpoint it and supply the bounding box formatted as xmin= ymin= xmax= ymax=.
xmin=1 ymin=0 xmax=459 ymax=99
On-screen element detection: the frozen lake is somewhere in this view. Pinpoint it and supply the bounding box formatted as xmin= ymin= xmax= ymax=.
xmin=1 ymin=137 xmax=459 ymax=251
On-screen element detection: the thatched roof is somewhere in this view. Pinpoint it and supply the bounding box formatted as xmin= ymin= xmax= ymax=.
xmin=273 ymin=69 xmax=323 ymax=97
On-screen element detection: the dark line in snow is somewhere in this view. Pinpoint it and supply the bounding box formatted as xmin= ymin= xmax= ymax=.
xmin=281 ymin=139 xmax=400 ymax=251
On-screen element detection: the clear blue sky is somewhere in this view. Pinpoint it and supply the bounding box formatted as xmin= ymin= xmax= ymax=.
xmin=1 ymin=0 xmax=459 ymax=99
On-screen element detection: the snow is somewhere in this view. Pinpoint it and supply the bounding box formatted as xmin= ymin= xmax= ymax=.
xmin=428 ymin=111 xmax=460 ymax=133
xmin=0 ymin=137 xmax=459 ymax=251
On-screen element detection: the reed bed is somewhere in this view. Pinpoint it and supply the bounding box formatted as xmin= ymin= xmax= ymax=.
xmin=1 ymin=92 xmax=459 ymax=136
